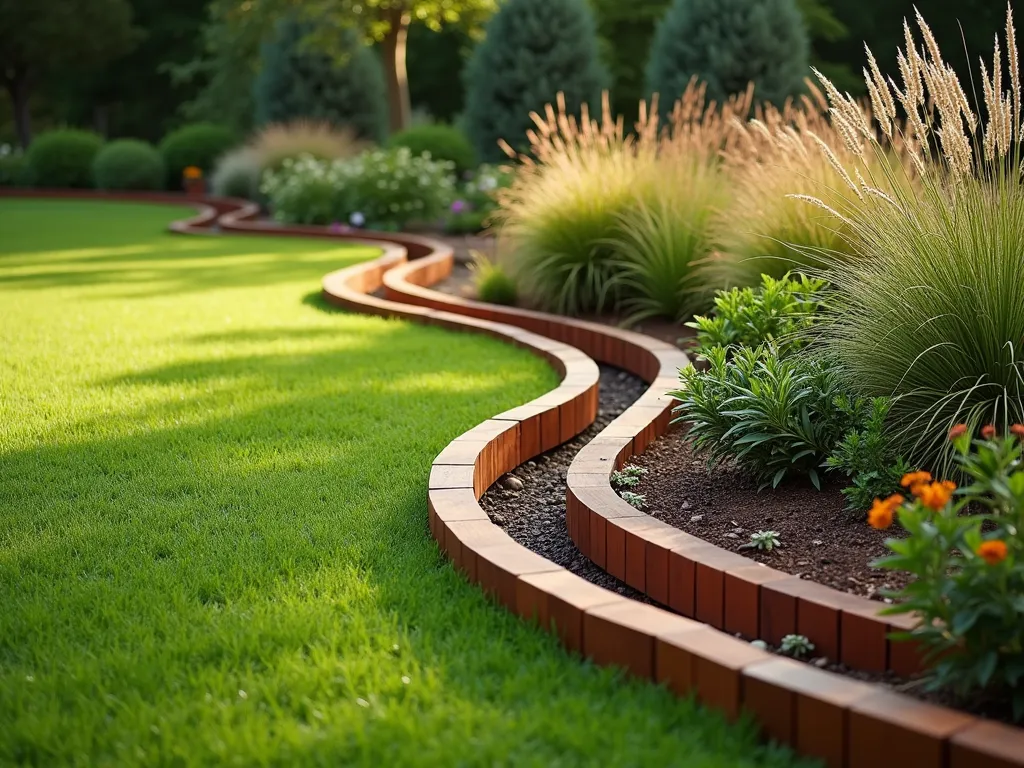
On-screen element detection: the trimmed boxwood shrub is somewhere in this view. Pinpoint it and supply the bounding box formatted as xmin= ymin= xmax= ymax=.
xmin=26 ymin=129 xmax=104 ymax=188
xmin=93 ymin=139 xmax=165 ymax=190
xmin=463 ymin=0 xmax=607 ymax=163
xmin=158 ymin=123 xmax=237 ymax=188
xmin=647 ymin=0 xmax=809 ymax=107
xmin=253 ymin=18 xmax=386 ymax=143
xmin=387 ymin=124 xmax=476 ymax=175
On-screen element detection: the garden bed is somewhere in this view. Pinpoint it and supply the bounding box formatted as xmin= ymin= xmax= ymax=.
xmin=627 ymin=430 xmax=912 ymax=600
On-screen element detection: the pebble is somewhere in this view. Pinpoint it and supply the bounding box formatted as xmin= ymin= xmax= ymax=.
xmin=813 ymin=657 xmax=829 ymax=668
xmin=502 ymin=475 xmax=524 ymax=492
xmin=812 ymin=539 xmax=824 ymax=545
xmin=690 ymin=514 xmax=703 ymax=522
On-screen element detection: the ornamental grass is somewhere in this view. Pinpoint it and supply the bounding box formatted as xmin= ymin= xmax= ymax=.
xmin=494 ymin=83 xmax=748 ymax=317
xmin=805 ymin=4 xmax=1024 ymax=470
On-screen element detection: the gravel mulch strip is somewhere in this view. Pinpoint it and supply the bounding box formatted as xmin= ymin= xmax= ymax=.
xmin=480 ymin=366 xmax=652 ymax=602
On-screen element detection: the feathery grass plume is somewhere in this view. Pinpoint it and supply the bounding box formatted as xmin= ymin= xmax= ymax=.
xmin=495 ymin=81 xmax=743 ymax=317
xmin=809 ymin=3 xmax=1024 ymax=471
xmin=715 ymin=83 xmax=901 ymax=285
xmin=248 ymin=120 xmax=368 ymax=172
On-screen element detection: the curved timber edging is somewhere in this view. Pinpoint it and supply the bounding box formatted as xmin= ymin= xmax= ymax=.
xmin=2 ymin=190 xmax=1019 ymax=768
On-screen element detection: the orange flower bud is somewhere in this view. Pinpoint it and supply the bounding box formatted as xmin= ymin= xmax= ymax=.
xmin=1011 ymin=424 xmax=1024 ymax=440
xmin=900 ymin=471 xmax=932 ymax=489
xmin=981 ymin=424 xmax=997 ymax=439
xmin=948 ymin=424 xmax=969 ymax=440
xmin=977 ymin=540 xmax=1008 ymax=565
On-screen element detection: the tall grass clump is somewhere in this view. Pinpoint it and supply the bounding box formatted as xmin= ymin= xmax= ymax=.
xmin=716 ymin=86 xmax=877 ymax=283
xmin=496 ymin=83 xmax=747 ymax=317
xmin=809 ymin=4 xmax=1024 ymax=469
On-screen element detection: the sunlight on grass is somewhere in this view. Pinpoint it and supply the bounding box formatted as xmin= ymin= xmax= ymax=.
xmin=0 ymin=199 xmax=807 ymax=767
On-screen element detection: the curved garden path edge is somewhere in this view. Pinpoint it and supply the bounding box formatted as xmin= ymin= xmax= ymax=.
xmin=2 ymin=189 xmax=1019 ymax=768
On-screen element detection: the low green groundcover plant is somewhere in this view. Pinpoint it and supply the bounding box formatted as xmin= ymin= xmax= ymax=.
xmin=262 ymin=148 xmax=455 ymax=230
xmin=872 ymin=425 xmax=1024 ymax=720
xmin=469 ymin=252 xmax=517 ymax=306
xmin=26 ymin=129 xmax=104 ymax=188
xmin=0 ymin=198 xmax=807 ymax=766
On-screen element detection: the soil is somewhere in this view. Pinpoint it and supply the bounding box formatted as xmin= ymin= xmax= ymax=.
xmin=629 ymin=430 xmax=913 ymax=600
xmin=480 ymin=365 xmax=652 ymax=603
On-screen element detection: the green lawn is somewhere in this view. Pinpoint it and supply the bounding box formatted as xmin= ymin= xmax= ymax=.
xmin=0 ymin=199 xmax=805 ymax=766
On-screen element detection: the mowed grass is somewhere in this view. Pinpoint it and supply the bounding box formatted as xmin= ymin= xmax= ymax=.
xmin=0 ymin=200 xmax=807 ymax=767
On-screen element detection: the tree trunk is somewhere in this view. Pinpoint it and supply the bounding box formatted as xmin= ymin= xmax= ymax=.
xmin=4 ymin=67 xmax=32 ymax=148
xmin=380 ymin=8 xmax=412 ymax=135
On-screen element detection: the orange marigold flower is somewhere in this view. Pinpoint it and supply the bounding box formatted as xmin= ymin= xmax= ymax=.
xmin=948 ymin=424 xmax=969 ymax=440
xmin=977 ymin=540 xmax=1008 ymax=565
xmin=1011 ymin=424 xmax=1024 ymax=440
xmin=916 ymin=481 xmax=956 ymax=511
xmin=900 ymin=471 xmax=932 ymax=489
xmin=868 ymin=493 xmax=904 ymax=529
xmin=981 ymin=424 xmax=997 ymax=440
xmin=183 ymin=165 xmax=203 ymax=180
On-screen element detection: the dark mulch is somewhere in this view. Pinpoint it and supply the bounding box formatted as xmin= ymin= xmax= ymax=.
xmin=629 ymin=430 xmax=912 ymax=600
xmin=480 ymin=365 xmax=652 ymax=602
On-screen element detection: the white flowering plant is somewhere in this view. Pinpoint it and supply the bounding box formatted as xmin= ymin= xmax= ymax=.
xmin=261 ymin=148 xmax=456 ymax=230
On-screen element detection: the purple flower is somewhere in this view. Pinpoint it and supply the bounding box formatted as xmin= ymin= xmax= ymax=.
xmin=450 ymin=199 xmax=470 ymax=214
xmin=329 ymin=221 xmax=343 ymax=233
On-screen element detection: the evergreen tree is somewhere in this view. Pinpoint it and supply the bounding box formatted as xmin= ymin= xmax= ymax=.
xmin=253 ymin=18 xmax=386 ymax=142
xmin=463 ymin=0 xmax=607 ymax=163
xmin=646 ymin=0 xmax=809 ymax=108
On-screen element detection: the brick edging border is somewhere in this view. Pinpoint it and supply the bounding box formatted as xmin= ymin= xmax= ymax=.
xmin=3 ymin=190 xmax=1018 ymax=768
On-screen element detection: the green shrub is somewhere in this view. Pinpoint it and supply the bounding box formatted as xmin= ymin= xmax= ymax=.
xmin=686 ymin=274 xmax=827 ymax=352
xmin=875 ymin=429 xmax=1024 ymax=720
xmin=671 ymin=345 xmax=859 ymax=489
xmin=93 ymin=139 xmax=165 ymax=191
xmin=387 ymin=124 xmax=476 ymax=175
xmin=0 ymin=145 xmax=30 ymax=187
xmin=158 ymin=123 xmax=237 ymax=189
xmin=470 ymin=252 xmax=517 ymax=305
xmin=261 ymin=148 xmax=455 ymax=229
xmin=26 ymin=129 xmax=104 ymax=188
xmin=810 ymin=9 xmax=1024 ymax=472
xmin=463 ymin=0 xmax=607 ymax=163
xmin=253 ymin=18 xmax=386 ymax=143
xmin=646 ymin=0 xmax=809 ymax=107
xmin=827 ymin=397 xmax=911 ymax=513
